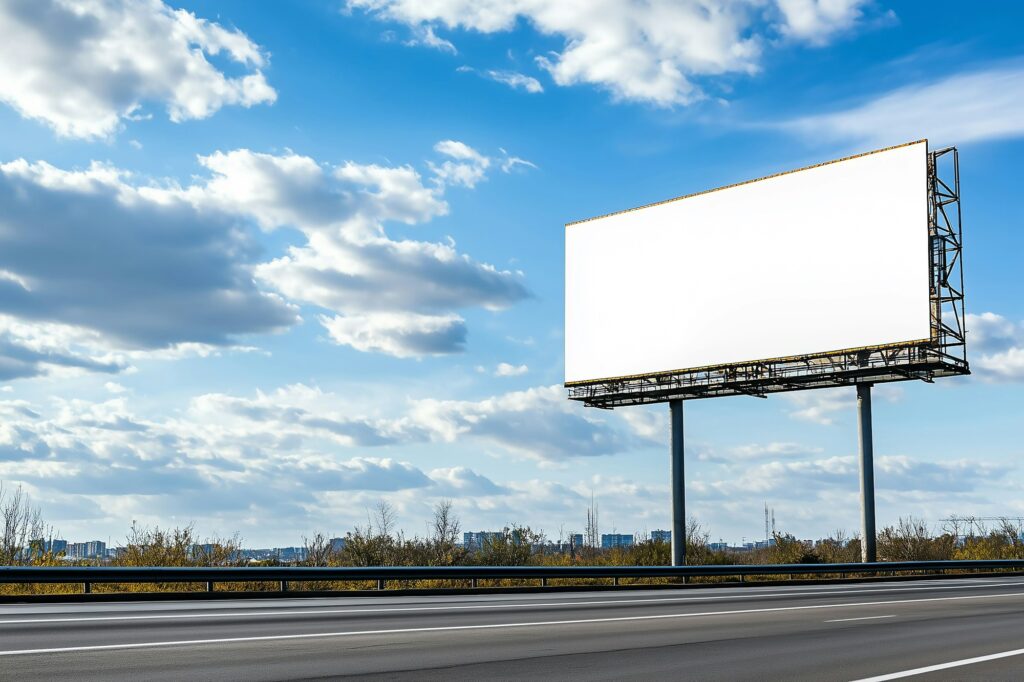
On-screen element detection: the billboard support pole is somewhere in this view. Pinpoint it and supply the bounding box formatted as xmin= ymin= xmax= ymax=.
xmin=670 ymin=399 xmax=685 ymax=566
xmin=857 ymin=383 xmax=877 ymax=562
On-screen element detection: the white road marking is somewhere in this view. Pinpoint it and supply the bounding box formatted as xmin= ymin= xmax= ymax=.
xmin=851 ymin=647 xmax=1024 ymax=681
xmin=824 ymin=615 xmax=896 ymax=623
xmin=2 ymin=579 xmax=1023 ymax=626
xmin=1 ymin=589 xmax=1022 ymax=657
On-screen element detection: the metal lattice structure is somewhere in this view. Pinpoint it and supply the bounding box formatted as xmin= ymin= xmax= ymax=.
xmin=568 ymin=145 xmax=968 ymax=409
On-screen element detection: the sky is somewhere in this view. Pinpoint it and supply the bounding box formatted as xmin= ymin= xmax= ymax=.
xmin=0 ymin=0 xmax=1022 ymax=548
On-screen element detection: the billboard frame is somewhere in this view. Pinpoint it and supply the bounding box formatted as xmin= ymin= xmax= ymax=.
xmin=567 ymin=143 xmax=968 ymax=409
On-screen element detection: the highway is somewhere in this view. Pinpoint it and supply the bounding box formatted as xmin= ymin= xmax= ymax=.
xmin=1 ymin=577 xmax=1023 ymax=680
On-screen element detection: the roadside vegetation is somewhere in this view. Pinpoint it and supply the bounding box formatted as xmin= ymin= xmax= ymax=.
xmin=2 ymin=482 xmax=1022 ymax=596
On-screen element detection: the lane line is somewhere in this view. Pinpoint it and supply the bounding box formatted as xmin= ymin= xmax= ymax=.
xmin=2 ymin=589 xmax=1023 ymax=656
xmin=851 ymin=647 xmax=1024 ymax=681
xmin=824 ymin=615 xmax=896 ymax=623
xmin=3 ymin=579 xmax=1023 ymax=626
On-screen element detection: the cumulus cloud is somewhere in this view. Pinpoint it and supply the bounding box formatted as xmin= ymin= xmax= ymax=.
xmin=716 ymin=453 xmax=1008 ymax=496
xmin=781 ymin=62 xmax=1024 ymax=148
xmin=494 ymin=362 xmax=528 ymax=377
xmin=429 ymin=140 xmax=492 ymax=188
xmin=0 ymin=383 xmax=647 ymax=541
xmin=0 ymin=0 xmax=276 ymax=139
xmin=0 ymin=316 xmax=127 ymax=381
xmin=175 ymin=144 xmax=530 ymax=357
xmin=682 ymin=434 xmax=1017 ymax=541
xmin=0 ymin=159 xmax=299 ymax=365
xmin=775 ymin=0 xmax=870 ymax=45
xmin=320 ymin=312 xmax=467 ymax=358
xmin=968 ymin=312 xmax=1024 ymax=382
xmin=411 ymin=384 xmax=653 ymax=462
xmin=0 ymin=141 xmax=531 ymax=367
xmin=349 ymin=0 xmax=876 ymax=106
xmin=180 ymin=382 xmax=650 ymax=465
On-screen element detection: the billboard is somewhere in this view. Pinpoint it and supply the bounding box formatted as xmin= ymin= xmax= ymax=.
xmin=566 ymin=140 xmax=951 ymax=393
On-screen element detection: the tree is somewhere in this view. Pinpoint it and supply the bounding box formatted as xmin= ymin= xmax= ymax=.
xmin=428 ymin=500 xmax=464 ymax=566
xmin=0 ymin=483 xmax=50 ymax=565
xmin=477 ymin=525 xmax=543 ymax=566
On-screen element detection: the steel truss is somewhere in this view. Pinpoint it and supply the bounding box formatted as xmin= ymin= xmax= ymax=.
xmin=568 ymin=145 xmax=969 ymax=408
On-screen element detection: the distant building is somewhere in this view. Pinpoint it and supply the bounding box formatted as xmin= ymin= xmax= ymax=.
xmin=651 ymin=530 xmax=671 ymax=543
xmin=275 ymin=546 xmax=307 ymax=563
xmin=463 ymin=531 xmax=504 ymax=552
xmin=32 ymin=538 xmax=67 ymax=555
xmin=708 ymin=542 xmax=729 ymax=551
xmin=329 ymin=537 xmax=346 ymax=552
xmin=570 ymin=533 xmax=584 ymax=549
xmin=601 ymin=534 xmax=634 ymax=549
xmin=67 ymin=541 xmax=106 ymax=559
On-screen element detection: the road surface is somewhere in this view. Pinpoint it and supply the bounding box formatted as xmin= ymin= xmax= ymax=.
xmin=2 ymin=577 xmax=1023 ymax=680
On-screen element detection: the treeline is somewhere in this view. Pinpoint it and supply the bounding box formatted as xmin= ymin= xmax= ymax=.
xmin=3 ymin=484 xmax=1024 ymax=577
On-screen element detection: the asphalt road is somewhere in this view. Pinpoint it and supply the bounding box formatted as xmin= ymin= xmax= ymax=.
xmin=1 ymin=577 xmax=1023 ymax=680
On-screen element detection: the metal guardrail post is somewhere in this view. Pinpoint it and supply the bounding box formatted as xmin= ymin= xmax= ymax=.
xmin=377 ymin=579 xmax=385 ymax=591
xmin=471 ymin=578 xmax=478 ymax=588
xmin=206 ymin=581 xmax=214 ymax=593
xmin=280 ymin=580 xmax=287 ymax=592
xmin=83 ymin=582 xmax=90 ymax=594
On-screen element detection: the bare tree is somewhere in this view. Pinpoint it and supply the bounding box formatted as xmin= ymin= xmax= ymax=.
xmin=429 ymin=500 xmax=464 ymax=566
xmin=0 ymin=483 xmax=48 ymax=565
xmin=303 ymin=532 xmax=336 ymax=567
xmin=371 ymin=500 xmax=397 ymax=539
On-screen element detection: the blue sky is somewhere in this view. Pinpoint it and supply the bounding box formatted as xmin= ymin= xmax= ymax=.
xmin=0 ymin=0 xmax=1022 ymax=547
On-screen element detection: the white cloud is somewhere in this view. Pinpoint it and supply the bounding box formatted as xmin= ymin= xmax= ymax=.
xmin=0 ymin=383 xmax=655 ymax=541
xmin=411 ymin=384 xmax=653 ymax=462
xmin=405 ymin=25 xmax=457 ymax=53
xmin=782 ymin=63 xmax=1024 ymax=148
xmin=968 ymin=312 xmax=1024 ymax=382
xmin=486 ymin=70 xmax=544 ymax=94
xmin=0 ymin=315 xmax=128 ymax=381
xmin=727 ymin=442 xmax=822 ymax=461
xmin=0 ymin=160 xmax=298 ymax=364
xmin=494 ymin=362 xmax=528 ymax=377
xmin=429 ymin=140 xmax=492 ymax=188
xmin=0 ymin=143 xmax=530 ymax=365
xmin=320 ymin=312 xmax=467 ymax=358
xmin=0 ymin=384 xmax=1014 ymax=543
xmin=719 ymin=454 xmax=1009 ymax=496
xmin=499 ymin=150 xmax=538 ymax=173
xmin=617 ymin=407 xmax=667 ymax=441
xmin=0 ymin=0 xmax=276 ymax=139
xmin=775 ymin=0 xmax=869 ymax=45
xmin=349 ymin=0 xmax=877 ymax=106
xmin=181 ymin=144 xmax=530 ymax=357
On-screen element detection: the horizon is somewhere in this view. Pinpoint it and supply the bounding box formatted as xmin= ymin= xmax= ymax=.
xmin=0 ymin=0 xmax=1022 ymax=549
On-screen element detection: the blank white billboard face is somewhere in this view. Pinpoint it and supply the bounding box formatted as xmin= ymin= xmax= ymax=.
xmin=565 ymin=141 xmax=931 ymax=385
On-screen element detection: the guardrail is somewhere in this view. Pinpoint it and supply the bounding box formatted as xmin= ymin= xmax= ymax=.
xmin=2 ymin=560 xmax=1024 ymax=596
